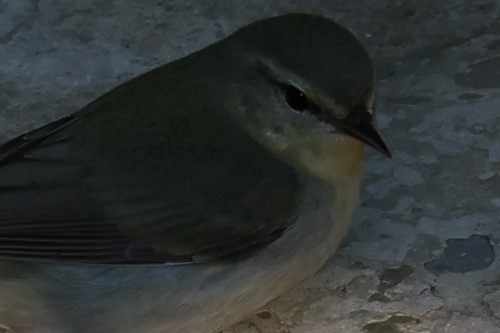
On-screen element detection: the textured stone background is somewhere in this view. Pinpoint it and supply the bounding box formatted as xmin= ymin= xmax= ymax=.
xmin=1 ymin=1 xmax=500 ymax=332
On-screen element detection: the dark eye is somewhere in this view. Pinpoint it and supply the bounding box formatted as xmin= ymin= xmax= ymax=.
xmin=284 ymin=85 xmax=309 ymax=111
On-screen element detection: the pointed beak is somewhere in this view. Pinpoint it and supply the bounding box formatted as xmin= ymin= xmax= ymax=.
xmin=336 ymin=110 xmax=391 ymax=158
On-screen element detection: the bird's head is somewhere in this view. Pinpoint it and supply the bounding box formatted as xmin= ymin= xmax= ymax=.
xmin=216 ymin=14 xmax=390 ymax=182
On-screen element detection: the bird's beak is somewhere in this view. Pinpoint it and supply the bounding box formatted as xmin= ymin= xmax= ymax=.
xmin=335 ymin=110 xmax=391 ymax=158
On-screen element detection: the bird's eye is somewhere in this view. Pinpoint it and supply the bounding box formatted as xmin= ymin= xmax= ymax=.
xmin=284 ymin=85 xmax=309 ymax=111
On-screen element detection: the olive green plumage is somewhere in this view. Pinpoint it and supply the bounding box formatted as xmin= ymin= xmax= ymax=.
xmin=0 ymin=13 xmax=389 ymax=333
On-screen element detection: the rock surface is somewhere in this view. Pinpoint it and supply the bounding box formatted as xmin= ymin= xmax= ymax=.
xmin=1 ymin=1 xmax=499 ymax=332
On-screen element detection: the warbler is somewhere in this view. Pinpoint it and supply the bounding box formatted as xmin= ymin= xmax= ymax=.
xmin=0 ymin=13 xmax=389 ymax=333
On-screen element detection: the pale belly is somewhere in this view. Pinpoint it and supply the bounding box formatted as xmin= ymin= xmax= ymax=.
xmin=0 ymin=181 xmax=359 ymax=333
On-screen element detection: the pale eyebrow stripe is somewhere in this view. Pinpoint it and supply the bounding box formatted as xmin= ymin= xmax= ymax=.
xmin=257 ymin=56 xmax=372 ymax=118
xmin=365 ymin=89 xmax=375 ymax=113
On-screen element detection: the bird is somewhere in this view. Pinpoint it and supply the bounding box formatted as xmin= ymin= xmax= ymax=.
xmin=0 ymin=13 xmax=389 ymax=333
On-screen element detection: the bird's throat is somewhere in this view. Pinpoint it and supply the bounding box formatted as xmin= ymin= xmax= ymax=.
xmin=294 ymin=136 xmax=364 ymax=184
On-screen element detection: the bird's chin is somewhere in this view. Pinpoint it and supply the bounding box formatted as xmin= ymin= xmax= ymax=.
xmin=327 ymin=131 xmax=352 ymax=143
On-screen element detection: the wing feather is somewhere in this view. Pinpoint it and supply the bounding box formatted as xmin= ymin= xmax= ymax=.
xmin=0 ymin=91 xmax=300 ymax=264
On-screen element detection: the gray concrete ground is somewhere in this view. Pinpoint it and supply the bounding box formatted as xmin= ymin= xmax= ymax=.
xmin=1 ymin=1 xmax=499 ymax=332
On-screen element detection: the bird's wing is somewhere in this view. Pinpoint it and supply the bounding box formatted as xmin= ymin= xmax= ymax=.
xmin=0 ymin=106 xmax=300 ymax=265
